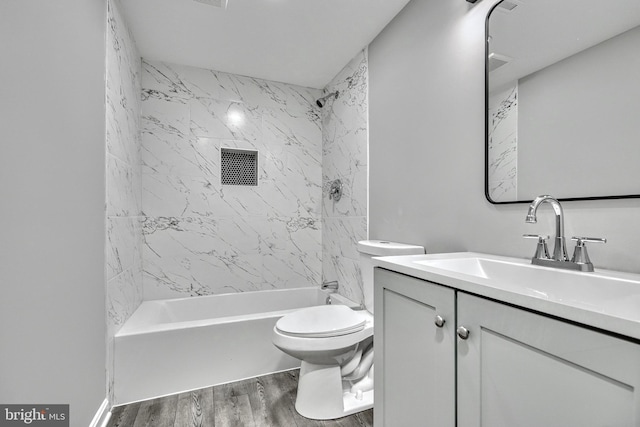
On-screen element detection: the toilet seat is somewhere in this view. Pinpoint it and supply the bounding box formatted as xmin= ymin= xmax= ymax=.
xmin=276 ymin=305 xmax=366 ymax=338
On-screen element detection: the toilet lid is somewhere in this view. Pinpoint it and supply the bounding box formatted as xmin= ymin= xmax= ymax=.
xmin=276 ymin=305 xmax=366 ymax=338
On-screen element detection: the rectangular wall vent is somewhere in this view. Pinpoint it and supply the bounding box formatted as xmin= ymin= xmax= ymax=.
xmin=488 ymin=52 xmax=513 ymax=72
xmin=193 ymin=0 xmax=228 ymax=9
xmin=221 ymin=148 xmax=258 ymax=186
xmin=498 ymin=1 xmax=519 ymax=11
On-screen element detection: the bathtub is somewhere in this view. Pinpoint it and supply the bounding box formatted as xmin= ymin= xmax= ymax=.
xmin=113 ymin=287 xmax=356 ymax=405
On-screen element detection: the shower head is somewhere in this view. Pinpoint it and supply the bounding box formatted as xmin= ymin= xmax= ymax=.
xmin=315 ymin=91 xmax=339 ymax=108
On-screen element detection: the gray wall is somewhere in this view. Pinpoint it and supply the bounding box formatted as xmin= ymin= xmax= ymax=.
xmin=0 ymin=1 xmax=107 ymax=425
xmin=368 ymin=0 xmax=640 ymax=274
xmin=518 ymin=25 xmax=640 ymax=200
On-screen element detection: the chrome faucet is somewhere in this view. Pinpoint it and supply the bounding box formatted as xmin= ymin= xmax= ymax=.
xmin=525 ymin=195 xmax=569 ymax=261
xmin=524 ymin=195 xmax=606 ymax=272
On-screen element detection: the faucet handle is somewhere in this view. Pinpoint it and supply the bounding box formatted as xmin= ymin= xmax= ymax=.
xmin=571 ymin=237 xmax=607 ymax=245
xmin=523 ymin=234 xmax=550 ymax=260
xmin=570 ymin=237 xmax=606 ymax=265
xmin=523 ymin=234 xmax=550 ymax=240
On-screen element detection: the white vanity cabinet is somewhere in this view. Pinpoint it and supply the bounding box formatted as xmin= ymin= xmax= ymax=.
xmin=375 ymin=268 xmax=640 ymax=427
xmin=374 ymin=268 xmax=456 ymax=427
xmin=457 ymin=292 xmax=640 ymax=427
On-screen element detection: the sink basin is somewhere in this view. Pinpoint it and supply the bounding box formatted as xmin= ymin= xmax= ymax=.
xmin=413 ymin=255 xmax=640 ymax=316
xmin=373 ymin=252 xmax=640 ymax=335
xmin=414 ymin=257 xmax=499 ymax=280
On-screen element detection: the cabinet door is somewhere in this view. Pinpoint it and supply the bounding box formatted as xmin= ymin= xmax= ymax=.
xmin=457 ymin=292 xmax=640 ymax=427
xmin=374 ymin=268 xmax=455 ymax=427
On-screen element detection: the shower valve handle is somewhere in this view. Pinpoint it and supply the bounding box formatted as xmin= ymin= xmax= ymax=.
xmin=328 ymin=179 xmax=343 ymax=202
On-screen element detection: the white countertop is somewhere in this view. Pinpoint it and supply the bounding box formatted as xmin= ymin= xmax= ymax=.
xmin=373 ymin=252 xmax=640 ymax=342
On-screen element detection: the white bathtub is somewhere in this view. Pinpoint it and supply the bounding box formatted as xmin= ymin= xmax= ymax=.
xmin=113 ymin=287 xmax=356 ymax=405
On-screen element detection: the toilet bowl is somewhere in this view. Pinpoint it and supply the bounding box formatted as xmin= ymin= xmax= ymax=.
xmin=272 ymin=240 xmax=425 ymax=420
xmin=273 ymin=306 xmax=374 ymax=420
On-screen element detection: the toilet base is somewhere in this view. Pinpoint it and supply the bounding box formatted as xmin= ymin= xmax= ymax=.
xmin=295 ymin=361 xmax=374 ymax=420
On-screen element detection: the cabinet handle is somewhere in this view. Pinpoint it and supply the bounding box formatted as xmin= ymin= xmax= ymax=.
xmin=456 ymin=326 xmax=470 ymax=340
xmin=434 ymin=315 xmax=446 ymax=328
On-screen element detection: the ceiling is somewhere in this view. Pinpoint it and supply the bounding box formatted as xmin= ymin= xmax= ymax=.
xmin=488 ymin=0 xmax=640 ymax=90
xmin=117 ymin=0 xmax=411 ymax=89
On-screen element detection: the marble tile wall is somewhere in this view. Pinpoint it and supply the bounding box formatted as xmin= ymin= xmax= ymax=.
xmin=488 ymin=83 xmax=518 ymax=202
xmin=321 ymin=50 xmax=369 ymax=306
xmin=141 ymin=60 xmax=324 ymax=299
xmin=105 ymin=0 xmax=143 ymax=403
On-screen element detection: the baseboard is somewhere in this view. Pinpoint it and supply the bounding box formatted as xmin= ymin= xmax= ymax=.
xmin=89 ymin=399 xmax=111 ymax=427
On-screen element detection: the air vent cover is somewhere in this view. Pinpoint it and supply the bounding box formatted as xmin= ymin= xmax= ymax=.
xmin=221 ymin=148 xmax=258 ymax=186
xmin=193 ymin=0 xmax=228 ymax=8
xmin=488 ymin=53 xmax=513 ymax=72
xmin=498 ymin=1 xmax=518 ymax=11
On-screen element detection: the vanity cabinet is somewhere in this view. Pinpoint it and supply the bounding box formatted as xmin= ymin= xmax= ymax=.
xmin=457 ymin=292 xmax=640 ymax=427
xmin=374 ymin=268 xmax=640 ymax=427
xmin=374 ymin=268 xmax=456 ymax=427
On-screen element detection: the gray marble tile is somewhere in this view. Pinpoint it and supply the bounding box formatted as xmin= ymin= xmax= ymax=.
xmin=106 ymin=93 xmax=135 ymax=165
xmin=212 ymin=71 xmax=321 ymax=112
xmin=262 ymin=216 xmax=322 ymax=255
xmin=489 ymin=179 xmax=518 ymax=202
xmin=321 ymin=50 xmax=368 ymax=221
xmin=143 ymin=172 xmax=269 ymax=218
xmin=322 ymin=216 xmax=367 ymax=262
xmin=322 ymin=255 xmax=364 ymax=308
xmin=142 ymin=217 xmax=264 ymax=299
xmin=262 ymin=105 xmax=322 ymax=162
xmin=142 ymin=60 xmax=199 ymax=100
xmin=107 ymin=267 xmax=143 ymax=336
xmin=142 ymin=92 xmax=190 ymax=136
xmin=259 ymin=178 xmax=322 ymax=218
xmin=190 ymin=98 xmax=262 ymax=141
xmin=138 ymin=51 xmax=367 ymax=301
xmin=142 ymin=60 xmax=321 ymax=111
xmin=142 ymin=128 xmax=219 ymax=178
xmin=488 ymin=83 xmax=518 ymax=200
xmin=320 ymin=50 xmax=369 ymax=305
xmin=106 ymin=2 xmax=141 ymax=166
xmin=262 ymin=251 xmax=322 ymax=289
xmin=107 ymin=154 xmax=138 ymax=217
xmin=106 ymin=216 xmax=137 ymax=281
xmin=322 ymin=158 xmax=367 ymax=218
xmin=105 ymin=0 xmax=143 ymax=348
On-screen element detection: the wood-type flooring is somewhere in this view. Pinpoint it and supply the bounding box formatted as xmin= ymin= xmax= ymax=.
xmin=108 ymin=370 xmax=373 ymax=427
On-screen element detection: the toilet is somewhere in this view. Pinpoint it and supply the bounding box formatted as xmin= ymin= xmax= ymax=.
xmin=272 ymin=240 xmax=425 ymax=420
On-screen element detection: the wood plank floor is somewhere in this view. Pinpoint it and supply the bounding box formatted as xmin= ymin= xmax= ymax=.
xmin=108 ymin=370 xmax=373 ymax=427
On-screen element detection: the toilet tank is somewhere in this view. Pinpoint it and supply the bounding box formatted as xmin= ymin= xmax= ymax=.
xmin=357 ymin=240 xmax=425 ymax=313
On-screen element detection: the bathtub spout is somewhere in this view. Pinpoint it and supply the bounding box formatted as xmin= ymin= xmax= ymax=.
xmin=321 ymin=281 xmax=339 ymax=292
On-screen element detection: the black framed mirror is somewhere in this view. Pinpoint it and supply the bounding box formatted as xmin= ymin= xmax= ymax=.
xmin=485 ymin=0 xmax=640 ymax=204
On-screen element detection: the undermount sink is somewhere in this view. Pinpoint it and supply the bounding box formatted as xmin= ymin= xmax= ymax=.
xmin=373 ymin=253 xmax=640 ymax=333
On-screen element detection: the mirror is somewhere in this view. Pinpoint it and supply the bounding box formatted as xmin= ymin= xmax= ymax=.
xmin=485 ymin=0 xmax=640 ymax=203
